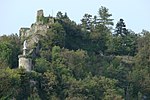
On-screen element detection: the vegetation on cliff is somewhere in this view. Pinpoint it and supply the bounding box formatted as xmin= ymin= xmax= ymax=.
xmin=0 ymin=6 xmax=150 ymax=99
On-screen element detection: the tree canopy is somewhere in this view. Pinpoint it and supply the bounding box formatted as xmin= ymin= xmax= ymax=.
xmin=0 ymin=6 xmax=149 ymax=100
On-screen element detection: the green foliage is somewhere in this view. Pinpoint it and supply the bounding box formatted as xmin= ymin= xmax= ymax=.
xmin=56 ymin=11 xmax=64 ymax=19
xmin=39 ymin=70 xmax=58 ymax=100
xmin=39 ymin=22 xmax=66 ymax=48
xmin=50 ymin=22 xmax=66 ymax=47
xmin=80 ymin=6 xmax=114 ymax=54
xmin=66 ymin=76 xmax=122 ymax=99
xmin=52 ymin=46 xmax=72 ymax=80
xmin=115 ymin=19 xmax=127 ymax=36
xmin=0 ymin=68 xmax=20 ymax=99
xmin=110 ymin=29 xmax=138 ymax=55
xmin=128 ymin=31 xmax=150 ymax=99
xmin=135 ymin=30 xmax=150 ymax=67
xmin=128 ymin=66 xmax=150 ymax=99
xmin=17 ymin=69 xmax=31 ymax=99
xmin=98 ymin=6 xmax=114 ymax=26
xmin=0 ymin=68 xmax=42 ymax=99
xmin=81 ymin=13 xmax=93 ymax=31
xmin=0 ymin=42 xmax=13 ymax=67
xmin=59 ymin=14 xmax=83 ymax=50
xmin=1 ymin=7 xmax=150 ymax=100
xmin=34 ymin=58 xmax=51 ymax=73
xmin=0 ymin=34 xmax=20 ymax=68
xmin=60 ymin=48 xmax=89 ymax=79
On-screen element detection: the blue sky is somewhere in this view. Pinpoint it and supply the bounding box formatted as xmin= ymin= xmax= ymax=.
xmin=0 ymin=0 xmax=150 ymax=35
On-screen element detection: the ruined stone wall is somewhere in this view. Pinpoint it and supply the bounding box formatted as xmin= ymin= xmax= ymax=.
xmin=18 ymin=55 xmax=32 ymax=71
xmin=35 ymin=24 xmax=48 ymax=33
xmin=19 ymin=28 xmax=30 ymax=38
xmin=37 ymin=10 xmax=44 ymax=18
xmin=36 ymin=9 xmax=44 ymax=24
xmin=19 ymin=10 xmax=55 ymax=39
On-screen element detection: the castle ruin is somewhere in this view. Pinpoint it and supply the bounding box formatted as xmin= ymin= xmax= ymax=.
xmin=19 ymin=9 xmax=55 ymax=39
xmin=18 ymin=10 xmax=55 ymax=71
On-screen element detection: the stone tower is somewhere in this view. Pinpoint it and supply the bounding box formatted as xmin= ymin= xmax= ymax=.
xmin=36 ymin=9 xmax=44 ymax=24
xmin=37 ymin=9 xmax=44 ymax=17
xmin=18 ymin=40 xmax=32 ymax=71
xmin=19 ymin=28 xmax=30 ymax=39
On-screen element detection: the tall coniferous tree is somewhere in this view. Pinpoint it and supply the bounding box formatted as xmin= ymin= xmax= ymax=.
xmin=98 ymin=6 xmax=114 ymax=27
xmin=81 ymin=14 xmax=93 ymax=31
xmin=112 ymin=19 xmax=137 ymax=55
xmin=115 ymin=18 xmax=127 ymax=36
xmin=90 ymin=6 xmax=114 ymax=54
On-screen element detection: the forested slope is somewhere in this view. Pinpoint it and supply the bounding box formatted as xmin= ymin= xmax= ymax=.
xmin=0 ymin=6 xmax=150 ymax=100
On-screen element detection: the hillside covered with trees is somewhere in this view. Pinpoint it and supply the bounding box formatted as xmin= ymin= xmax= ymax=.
xmin=0 ymin=6 xmax=150 ymax=100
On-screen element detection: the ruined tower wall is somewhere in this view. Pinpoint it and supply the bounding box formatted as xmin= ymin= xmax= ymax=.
xmin=19 ymin=9 xmax=55 ymax=39
xmin=37 ymin=10 xmax=44 ymax=17
xmin=19 ymin=28 xmax=30 ymax=38
xmin=18 ymin=55 xmax=32 ymax=71
xmin=36 ymin=10 xmax=44 ymax=24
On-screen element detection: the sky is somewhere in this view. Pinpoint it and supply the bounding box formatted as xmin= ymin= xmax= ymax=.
xmin=0 ymin=0 xmax=150 ymax=35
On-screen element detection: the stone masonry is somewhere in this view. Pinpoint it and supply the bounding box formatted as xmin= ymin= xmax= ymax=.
xmin=19 ymin=9 xmax=55 ymax=39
